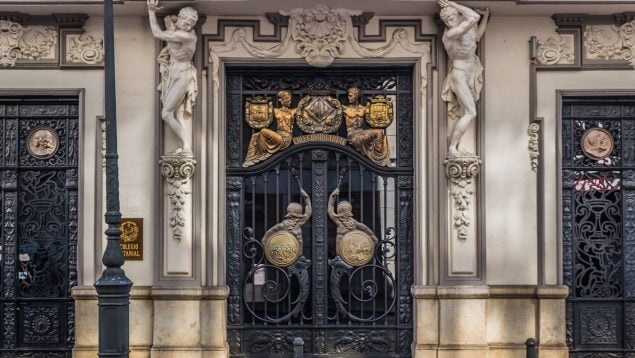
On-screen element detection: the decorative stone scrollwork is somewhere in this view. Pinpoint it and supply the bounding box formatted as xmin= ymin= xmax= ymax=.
xmin=0 ymin=20 xmax=57 ymax=67
xmin=65 ymin=33 xmax=104 ymax=65
xmin=585 ymin=21 xmax=635 ymax=67
xmin=281 ymin=5 xmax=361 ymax=67
xmin=159 ymin=155 xmax=196 ymax=241
xmin=445 ymin=156 xmax=481 ymax=241
xmin=536 ymin=35 xmax=575 ymax=65
xmin=528 ymin=122 xmax=540 ymax=172
xmin=209 ymin=6 xmax=431 ymax=94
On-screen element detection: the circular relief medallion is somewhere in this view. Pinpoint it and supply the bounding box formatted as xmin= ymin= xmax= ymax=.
xmin=581 ymin=128 xmax=613 ymax=160
xmin=264 ymin=231 xmax=300 ymax=267
xmin=27 ymin=127 xmax=59 ymax=160
xmin=340 ymin=230 xmax=376 ymax=267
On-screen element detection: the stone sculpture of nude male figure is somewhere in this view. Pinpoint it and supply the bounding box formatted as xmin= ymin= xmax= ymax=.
xmin=438 ymin=0 xmax=489 ymax=158
xmin=148 ymin=0 xmax=198 ymax=154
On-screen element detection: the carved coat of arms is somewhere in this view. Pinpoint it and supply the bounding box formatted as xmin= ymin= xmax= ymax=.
xmin=281 ymin=5 xmax=361 ymax=67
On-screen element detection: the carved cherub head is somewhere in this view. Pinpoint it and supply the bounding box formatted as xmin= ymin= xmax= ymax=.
xmin=285 ymin=202 xmax=304 ymax=218
xmin=176 ymin=7 xmax=198 ymax=32
xmin=277 ymin=90 xmax=292 ymax=108
xmin=347 ymin=87 xmax=360 ymax=104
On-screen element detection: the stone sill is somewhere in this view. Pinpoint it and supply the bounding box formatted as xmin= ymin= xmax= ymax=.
xmin=412 ymin=285 xmax=569 ymax=299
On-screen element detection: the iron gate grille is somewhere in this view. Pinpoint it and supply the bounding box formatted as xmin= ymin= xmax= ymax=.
xmin=225 ymin=67 xmax=414 ymax=357
xmin=562 ymin=96 xmax=635 ymax=357
xmin=0 ymin=95 xmax=79 ymax=357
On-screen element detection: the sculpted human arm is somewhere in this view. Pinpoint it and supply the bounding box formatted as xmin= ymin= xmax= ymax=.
xmin=475 ymin=8 xmax=490 ymax=40
xmin=298 ymin=189 xmax=312 ymax=225
xmin=147 ymin=0 xmax=195 ymax=43
xmin=356 ymin=222 xmax=378 ymax=242
xmin=327 ymin=188 xmax=341 ymax=225
xmin=438 ymin=0 xmax=480 ymax=39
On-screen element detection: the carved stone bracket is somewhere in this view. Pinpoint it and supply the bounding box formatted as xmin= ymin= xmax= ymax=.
xmin=528 ymin=122 xmax=540 ymax=172
xmin=444 ymin=156 xmax=481 ymax=241
xmin=160 ymin=154 xmax=196 ymax=242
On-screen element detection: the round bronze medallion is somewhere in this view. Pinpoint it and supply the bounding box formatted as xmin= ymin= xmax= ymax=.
xmin=263 ymin=231 xmax=301 ymax=267
xmin=26 ymin=127 xmax=59 ymax=160
xmin=340 ymin=230 xmax=375 ymax=267
xmin=581 ymin=128 xmax=613 ymax=160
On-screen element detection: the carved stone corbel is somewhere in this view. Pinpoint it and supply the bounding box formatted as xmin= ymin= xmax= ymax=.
xmin=160 ymin=154 xmax=196 ymax=242
xmin=444 ymin=156 xmax=481 ymax=241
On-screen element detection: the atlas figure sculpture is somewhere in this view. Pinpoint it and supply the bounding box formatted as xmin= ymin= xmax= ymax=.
xmin=438 ymin=0 xmax=489 ymax=158
xmin=148 ymin=0 xmax=199 ymax=155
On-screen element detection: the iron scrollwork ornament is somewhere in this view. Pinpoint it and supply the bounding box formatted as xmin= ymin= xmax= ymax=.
xmin=243 ymin=228 xmax=311 ymax=324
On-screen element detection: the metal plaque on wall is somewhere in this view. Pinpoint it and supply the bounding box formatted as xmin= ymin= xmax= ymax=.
xmin=120 ymin=218 xmax=143 ymax=260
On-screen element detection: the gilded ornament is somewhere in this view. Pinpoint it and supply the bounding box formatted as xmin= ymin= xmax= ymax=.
xmin=245 ymin=96 xmax=273 ymax=129
xmin=243 ymin=90 xmax=296 ymax=167
xmin=264 ymin=231 xmax=301 ymax=267
xmin=581 ymin=128 xmax=613 ymax=160
xmin=339 ymin=230 xmax=376 ymax=267
xmin=295 ymin=95 xmax=343 ymax=134
xmin=26 ymin=127 xmax=59 ymax=160
xmin=365 ymin=95 xmax=394 ymax=128
xmin=262 ymin=186 xmax=311 ymax=267
xmin=328 ymin=178 xmax=378 ymax=267
xmin=344 ymin=87 xmax=391 ymax=166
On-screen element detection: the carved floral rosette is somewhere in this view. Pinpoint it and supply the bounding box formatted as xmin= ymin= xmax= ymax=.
xmin=444 ymin=156 xmax=481 ymax=241
xmin=160 ymin=154 xmax=196 ymax=241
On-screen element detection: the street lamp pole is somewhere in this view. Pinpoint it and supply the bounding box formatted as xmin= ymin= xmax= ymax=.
xmin=94 ymin=0 xmax=133 ymax=356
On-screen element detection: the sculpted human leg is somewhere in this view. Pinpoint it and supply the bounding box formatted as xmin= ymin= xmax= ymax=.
xmin=448 ymin=69 xmax=477 ymax=157
xmin=161 ymin=76 xmax=189 ymax=152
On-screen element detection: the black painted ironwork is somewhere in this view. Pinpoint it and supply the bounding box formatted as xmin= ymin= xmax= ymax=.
xmin=226 ymin=67 xmax=414 ymax=357
xmin=562 ymin=96 xmax=635 ymax=357
xmin=93 ymin=0 xmax=132 ymax=356
xmin=0 ymin=95 xmax=79 ymax=357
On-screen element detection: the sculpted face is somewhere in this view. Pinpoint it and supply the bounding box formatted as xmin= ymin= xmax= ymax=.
xmin=286 ymin=202 xmax=303 ymax=216
xmin=177 ymin=7 xmax=198 ymax=31
xmin=278 ymin=91 xmax=292 ymax=107
xmin=337 ymin=201 xmax=353 ymax=216
xmin=348 ymin=88 xmax=360 ymax=104
xmin=440 ymin=7 xmax=460 ymax=28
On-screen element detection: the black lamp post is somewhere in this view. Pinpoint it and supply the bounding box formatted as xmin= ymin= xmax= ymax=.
xmin=94 ymin=0 xmax=133 ymax=356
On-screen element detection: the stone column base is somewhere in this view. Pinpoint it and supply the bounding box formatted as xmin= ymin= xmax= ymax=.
xmin=412 ymin=285 xmax=569 ymax=357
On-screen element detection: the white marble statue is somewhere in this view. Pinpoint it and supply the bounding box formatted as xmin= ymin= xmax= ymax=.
xmin=438 ymin=0 xmax=489 ymax=158
xmin=148 ymin=0 xmax=198 ymax=155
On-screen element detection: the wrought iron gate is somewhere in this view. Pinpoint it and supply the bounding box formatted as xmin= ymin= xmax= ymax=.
xmin=0 ymin=95 xmax=79 ymax=357
xmin=562 ymin=96 xmax=635 ymax=357
xmin=226 ymin=67 xmax=414 ymax=357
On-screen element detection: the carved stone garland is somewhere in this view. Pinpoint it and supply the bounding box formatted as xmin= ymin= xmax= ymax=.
xmin=160 ymin=155 xmax=196 ymax=242
xmin=0 ymin=20 xmax=57 ymax=67
xmin=445 ymin=157 xmax=481 ymax=241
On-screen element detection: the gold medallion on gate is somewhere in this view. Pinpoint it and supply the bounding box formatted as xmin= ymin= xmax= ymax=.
xmin=340 ymin=230 xmax=376 ymax=267
xmin=365 ymin=95 xmax=394 ymax=129
xmin=264 ymin=231 xmax=301 ymax=267
xmin=245 ymin=96 xmax=274 ymax=129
